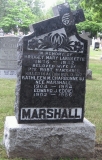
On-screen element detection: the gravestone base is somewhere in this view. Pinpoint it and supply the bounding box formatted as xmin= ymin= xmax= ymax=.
xmin=4 ymin=116 xmax=95 ymax=159
xmin=86 ymin=69 xmax=92 ymax=80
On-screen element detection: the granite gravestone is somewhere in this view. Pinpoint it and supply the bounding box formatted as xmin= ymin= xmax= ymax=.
xmin=15 ymin=3 xmax=87 ymax=124
xmin=0 ymin=36 xmax=19 ymax=78
xmin=4 ymin=2 xmax=95 ymax=159
xmin=80 ymin=31 xmax=92 ymax=79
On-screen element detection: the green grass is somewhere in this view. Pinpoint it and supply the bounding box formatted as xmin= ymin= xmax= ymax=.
xmin=85 ymin=59 xmax=102 ymax=143
xmin=0 ymin=80 xmax=15 ymax=134
xmin=0 ymin=79 xmax=16 ymax=159
xmin=90 ymin=46 xmax=102 ymax=60
xmin=0 ymin=49 xmax=102 ymax=159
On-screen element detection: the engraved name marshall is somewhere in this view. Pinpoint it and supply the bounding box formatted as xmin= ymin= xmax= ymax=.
xmin=21 ymin=108 xmax=82 ymax=120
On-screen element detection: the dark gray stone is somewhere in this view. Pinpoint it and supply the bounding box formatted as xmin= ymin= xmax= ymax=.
xmin=4 ymin=116 xmax=95 ymax=159
xmin=15 ymin=2 xmax=88 ymax=123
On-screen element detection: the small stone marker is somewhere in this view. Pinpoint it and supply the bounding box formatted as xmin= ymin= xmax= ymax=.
xmin=0 ymin=36 xmax=19 ymax=78
xmin=4 ymin=2 xmax=95 ymax=159
xmin=15 ymin=3 xmax=87 ymax=123
xmin=94 ymin=42 xmax=100 ymax=50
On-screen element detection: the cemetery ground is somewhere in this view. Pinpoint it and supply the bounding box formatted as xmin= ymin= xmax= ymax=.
xmin=0 ymin=47 xmax=102 ymax=160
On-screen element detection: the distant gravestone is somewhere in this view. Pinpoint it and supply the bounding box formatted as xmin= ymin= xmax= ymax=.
xmin=0 ymin=29 xmax=4 ymax=36
xmin=4 ymin=2 xmax=95 ymax=159
xmin=92 ymin=37 xmax=95 ymax=47
xmin=80 ymin=30 xmax=92 ymax=79
xmin=80 ymin=31 xmax=92 ymax=69
xmin=0 ymin=36 xmax=19 ymax=78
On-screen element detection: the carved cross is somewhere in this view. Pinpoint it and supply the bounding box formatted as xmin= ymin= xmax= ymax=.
xmin=53 ymin=2 xmax=85 ymax=25
xmin=30 ymin=2 xmax=85 ymax=36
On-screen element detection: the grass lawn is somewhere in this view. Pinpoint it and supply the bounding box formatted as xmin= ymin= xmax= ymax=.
xmin=0 ymin=48 xmax=102 ymax=160
xmin=90 ymin=46 xmax=102 ymax=60
xmin=85 ymin=59 xmax=102 ymax=143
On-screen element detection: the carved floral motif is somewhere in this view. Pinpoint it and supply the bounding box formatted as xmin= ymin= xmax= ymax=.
xmin=28 ymin=32 xmax=83 ymax=52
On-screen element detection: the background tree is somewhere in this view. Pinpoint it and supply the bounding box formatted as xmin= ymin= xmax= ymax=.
xmin=24 ymin=0 xmax=45 ymax=21
xmin=0 ymin=0 xmax=36 ymax=33
xmin=0 ymin=0 xmax=102 ymax=36
xmin=0 ymin=0 xmax=7 ymax=19
xmin=81 ymin=0 xmax=102 ymax=21
xmin=55 ymin=0 xmax=102 ymax=37
xmin=24 ymin=0 xmax=44 ymax=14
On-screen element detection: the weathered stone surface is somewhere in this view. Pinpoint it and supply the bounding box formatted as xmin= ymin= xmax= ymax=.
xmin=15 ymin=37 xmax=23 ymax=120
xmin=0 ymin=36 xmax=19 ymax=78
xmin=4 ymin=116 xmax=95 ymax=159
xmin=86 ymin=69 xmax=92 ymax=80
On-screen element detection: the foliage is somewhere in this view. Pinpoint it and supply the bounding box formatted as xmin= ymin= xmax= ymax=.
xmin=66 ymin=0 xmax=81 ymax=10
xmin=0 ymin=0 xmax=7 ymax=18
xmin=76 ymin=20 xmax=102 ymax=37
xmin=24 ymin=0 xmax=45 ymax=21
xmin=66 ymin=0 xmax=102 ymax=37
xmin=43 ymin=8 xmax=54 ymax=20
xmin=42 ymin=0 xmax=102 ymax=37
xmin=0 ymin=0 xmax=43 ymax=33
xmin=64 ymin=0 xmax=102 ymax=37
xmin=25 ymin=0 xmax=44 ymax=14
xmin=0 ymin=0 xmax=102 ymax=36
xmin=81 ymin=0 xmax=102 ymax=21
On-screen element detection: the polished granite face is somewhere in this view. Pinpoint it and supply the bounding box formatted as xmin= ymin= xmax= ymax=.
xmin=16 ymin=2 xmax=88 ymax=123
